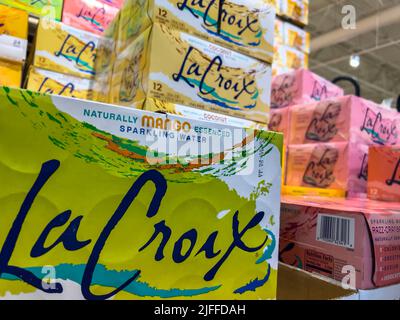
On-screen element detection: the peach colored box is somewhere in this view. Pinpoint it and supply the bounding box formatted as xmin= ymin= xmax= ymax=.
xmin=62 ymin=0 xmax=120 ymax=35
xmin=271 ymin=69 xmax=343 ymax=109
xmin=286 ymin=142 xmax=369 ymax=195
xmin=368 ymin=146 xmax=400 ymax=202
xmin=280 ymin=195 xmax=400 ymax=289
xmin=289 ymin=96 xmax=400 ymax=146
xmin=269 ymin=107 xmax=290 ymax=145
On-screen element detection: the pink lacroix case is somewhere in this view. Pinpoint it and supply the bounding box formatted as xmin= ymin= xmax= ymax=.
xmin=289 ymin=95 xmax=400 ymax=146
xmin=368 ymin=146 xmax=400 ymax=202
xmin=271 ymin=69 xmax=343 ymax=109
xmin=286 ymin=142 xmax=369 ymax=194
xmin=280 ymin=196 xmax=400 ymax=289
xmin=269 ymin=107 xmax=290 ymax=145
xmin=62 ymin=0 xmax=120 ymax=35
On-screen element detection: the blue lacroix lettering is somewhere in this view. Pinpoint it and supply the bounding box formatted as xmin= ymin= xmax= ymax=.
xmin=172 ymin=46 xmax=258 ymax=110
xmin=54 ymin=34 xmax=96 ymax=76
xmin=176 ymin=0 xmax=262 ymax=47
xmin=0 ymin=160 xmax=268 ymax=300
xmin=38 ymin=77 xmax=76 ymax=97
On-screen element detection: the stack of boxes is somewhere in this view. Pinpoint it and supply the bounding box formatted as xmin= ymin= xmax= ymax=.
xmin=25 ymin=19 xmax=99 ymax=99
xmin=273 ymin=0 xmax=309 ymax=76
xmin=0 ymin=4 xmax=29 ymax=88
xmin=270 ymin=68 xmax=400 ymax=198
xmin=93 ymin=0 xmax=277 ymax=127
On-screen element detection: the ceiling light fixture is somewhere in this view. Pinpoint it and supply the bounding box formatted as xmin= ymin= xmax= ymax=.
xmin=349 ymin=54 xmax=361 ymax=68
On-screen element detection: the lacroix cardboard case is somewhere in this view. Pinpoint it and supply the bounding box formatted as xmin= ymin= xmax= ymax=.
xmin=288 ymin=96 xmax=400 ymax=146
xmin=0 ymin=59 xmax=22 ymax=88
xmin=286 ymin=142 xmax=369 ymax=195
xmin=0 ymin=0 xmax=64 ymax=20
xmin=117 ymin=0 xmax=276 ymax=63
xmin=273 ymin=45 xmax=308 ymax=70
xmin=0 ymin=86 xmax=282 ymax=300
xmin=271 ymin=69 xmax=344 ymax=109
xmin=280 ymin=196 xmax=400 ymax=289
xmin=33 ymin=20 xmax=100 ymax=79
xmin=269 ymin=107 xmax=290 ymax=145
xmin=111 ymin=24 xmax=272 ymax=124
xmin=0 ymin=4 xmax=28 ymax=62
xmin=279 ymin=0 xmax=309 ymax=26
xmin=283 ymin=22 xmax=310 ymax=54
xmin=26 ymin=67 xmax=93 ymax=100
xmin=368 ymin=146 xmax=400 ymax=202
xmin=62 ymin=0 xmax=120 ymax=35
xmin=274 ymin=18 xmax=284 ymax=45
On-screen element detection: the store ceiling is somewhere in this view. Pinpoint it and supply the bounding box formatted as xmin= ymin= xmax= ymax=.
xmin=309 ymin=0 xmax=400 ymax=106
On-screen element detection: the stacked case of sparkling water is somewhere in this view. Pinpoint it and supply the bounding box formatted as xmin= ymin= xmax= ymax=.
xmin=92 ymin=0 xmax=277 ymax=127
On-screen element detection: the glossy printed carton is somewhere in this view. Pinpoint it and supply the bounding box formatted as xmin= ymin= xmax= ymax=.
xmin=0 ymin=59 xmax=22 ymax=88
xmin=274 ymin=18 xmax=284 ymax=45
xmin=110 ymin=24 xmax=272 ymax=124
xmin=0 ymin=4 xmax=28 ymax=62
xmin=279 ymin=0 xmax=309 ymax=26
xmin=0 ymin=0 xmax=64 ymax=20
xmin=33 ymin=20 xmax=100 ymax=79
xmin=368 ymin=146 xmax=400 ymax=202
xmin=117 ymin=0 xmax=276 ymax=63
xmin=286 ymin=142 xmax=369 ymax=195
xmin=280 ymin=196 xmax=400 ymax=289
xmin=0 ymin=86 xmax=282 ymax=300
xmin=273 ymin=45 xmax=308 ymax=71
xmin=269 ymin=107 xmax=290 ymax=145
xmin=271 ymin=69 xmax=344 ymax=109
xmin=62 ymin=0 xmax=120 ymax=35
xmin=288 ymin=96 xmax=400 ymax=146
xmin=283 ymin=21 xmax=310 ymax=54
xmin=26 ymin=67 xmax=93 ymax=100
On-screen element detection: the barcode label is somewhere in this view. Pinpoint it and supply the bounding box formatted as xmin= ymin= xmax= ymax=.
xmin=316 ymin=214 xmax=355 ymax=249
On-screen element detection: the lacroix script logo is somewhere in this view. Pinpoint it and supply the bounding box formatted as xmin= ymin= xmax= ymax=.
xmin=303 ymin=147 xmax=339 ymax=188
xmin=0 ymin=160 xmax=269 ymax=300
xmin=310 ymin=81 xmax=328 ymax=101
xmin=360 ymin=108 xmax=398 ymax=145
xmin=386 ymin=157 xmax=400 ymax=187
xmin=76 ymin=5 xmax=112 ymax=33
xmin=305 ymin=101 xmax=341 ymax=142
xmin=38 ymin=77 xmax=77 ymax=97
xmin=271 ymin=74 xmax=296 ymax=108
xmin=172 ymin=46 xmax=258 ymax=110
xmin=54 ymin=34 xmax=96 ymax=76
xmin=176 ymin=0 xmax=264 ymax=47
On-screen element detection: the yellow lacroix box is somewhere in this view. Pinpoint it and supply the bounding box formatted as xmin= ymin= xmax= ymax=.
xmin=33 ymin=20 xmax=100 ymax=79
xmin=280 ymin=0 xmax=309 ymax=26
xmin=274 ymin=44 xmax=308 ymax=70
xmin=0 ymin=59 xmax=22 ymax=88
xmin=0 ymin=4 xmax=28 ymax=62
xmin=94 ymin=11 xmax=119 ymax=76
xmin=110 ymin=24 xmax=272 ymax=124
xmin=283 ymin=21 xmax=310 ymax=54
xmin=117 ymin=0 xmax=276 ymax=63
xmin=90 ymin=71 xmax=111 ymax=102
xmin=143 ymin=97 xmax=268 ymax=130
xmin=26 ymin=67 xmax=92 ymax=99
